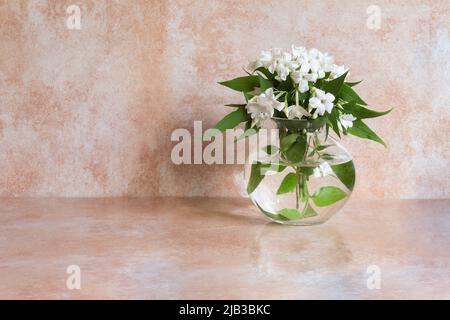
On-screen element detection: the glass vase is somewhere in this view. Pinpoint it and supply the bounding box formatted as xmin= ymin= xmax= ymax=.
xmin=244 ymin=117 xmax=355 ymax=226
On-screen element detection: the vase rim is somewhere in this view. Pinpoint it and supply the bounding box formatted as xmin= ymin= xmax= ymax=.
xmin=271 ymin=117 xmax=326 ymax=131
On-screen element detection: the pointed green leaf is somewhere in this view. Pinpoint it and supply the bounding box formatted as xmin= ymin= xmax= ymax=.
xmin=219 ymin=76 xmax=259 ymax=92
xmin=312 ymin=186 xmax=347 ymax=207
xmin=255 ymin=67 xmax=275 ymax=81
xmin=327 ymin=109 xmax=341 ymax=138
xmin=345 ymin=80 xmax=362 ymax=87
xmin=225 ymin=104 xmax=246 ymax=108
xmin=276 ymin=173 xmax=299 ymax=195
xmin=258 ymin=75 xmax=273 ymax=91
xmin=321 ymin=71 xmax=348 ymax=96
xmin=247 ymin=162 xmax=265 ymax=194
xmin=342 ymin=102 xmax=392 ymax=119
xmin=347 ymin=119 xmax=386 ymax=147
xmin=331 ymin=161 xmax=356 ymax=191
xmin=244 ymin=119 xmax=252 ymax=131
xmin=204 ymin=107 xmax=250 ymax=140
xmin=277 ymin=208 xmax=303 ymax=220
xmin=340 ymin=83 xmax=367 ymax=105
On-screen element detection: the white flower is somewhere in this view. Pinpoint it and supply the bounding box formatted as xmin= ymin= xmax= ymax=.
xmin=339 ymin=113 xmax=357 ymax=129
xmin=258 ymin=88 xmax=285 ymax=111
xmin=286 ymin=105 xmax=311 ymax=119
xmin=320 ymin=53 xmax=335 ymax=73
xmin=296 ymin=48 xmax=326 ymax=79
xmin=248 ymin=48 xmax=279 ymax=72
xmin=313 ymin=162 xmax=333 ymax=178
xmin=304 ymin=72 xmax=319 ymax=82
xmin=290 ymin=70 xmax=309 ymax=93
xmin=275 ymin=63 xmax=290 ymax=81
xmin=260 ymin=50 xmax=277 ymax=66
xmin=308 ymin=88 xmax=335 ymax=116
xmin=249 ymin=48 xmax=299 ymax=81
xmin=274 ymin=52 xmax=299 ymax=81
xmin=291 ymin=45 xmax=307 ymax=59
xmin=329 ymin=64 xmax=347 ymax=79
xmin=246 ymin=88 xmax=284 ymax=127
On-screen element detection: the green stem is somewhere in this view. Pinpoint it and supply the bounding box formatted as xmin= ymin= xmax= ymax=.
xmin=295 ymin=171 xmax=308 ymax=209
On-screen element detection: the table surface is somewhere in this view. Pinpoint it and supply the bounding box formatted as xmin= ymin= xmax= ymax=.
xmin=0 ymin=197 xmax=449 ymax=299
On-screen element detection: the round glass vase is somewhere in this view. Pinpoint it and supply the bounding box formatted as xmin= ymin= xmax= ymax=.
xmin=244 ymin=117 xmax=355 ymax=226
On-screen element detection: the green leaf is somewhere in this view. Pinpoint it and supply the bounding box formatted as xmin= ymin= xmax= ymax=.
xmin=321 ymin=71 xmax=348 ymax=96
xmin=342 ymin=101 xmax=392 ymax=119
xmin=347 ymin=119 xmax=386 ymax=147
xmin=225 ymin=104 xmax=246 ymax=108
xmin=243 ymin=92 xmax=254 ymax=102
xmin=340 ymin=83 xmax=367 ymax=105
xmin=312 ymin=186 xmax=347 ymax=207
xmin=298 ymin=166 xmax=314 ymax=176
xmin=316 ymin=144 xmax=332 ymax=151
xmin=219 ymin=76 xmax=259 ymax=92
xmin=280 ymin=134 xmax=299 ymax=151
xmin=277 ymin=76 xmax=294 ymax=91
xmin=321 ymin=154 xmax=334 ymax=160
xmin=275 ymin=164 xmax=287 ymax=172
xmin=345 ymin=80 xmax=362 ymax=87
xmin=277 ymin=208 xmax=303 ymax=220
xmin=325 ymin=124 xmax=330 ymax=140
xmin=283 ymin=135 xmax=307 ymax=164
xmin=327 ymin=109 xmax=341 ymax=138
xmin=263 ymin=145 xmax=279 ymax=155
xmin=276 ymin=173 xmax=299 ymax=195
xmin=309 ymin=144 xmax=332 ymax=156
xmin=309 ymin=144 xmax=333 ymax=156
xmin=258 ymin=75 xmax=273 ymax=91
xmin=204 ymin=107 xmax=250 ymax=140
xmin=247 ymin=162 xmax=286 ymax=194
xmin=331 ymin=161 xmax=356 ymax=191
xmin=301 ymin=203 xmax=319 ymax=218
xmin=247 ymin=162 xmax=265 ymax=194
xmin=255 ymin=202 xmax=289 ymax=221
xmin=255 ymin=67 xmax=275 ymax=81
xmin=234 ymin=127 xmax=259 ymax=142
xmin=277 ymin=203 xmax=318 ymax=220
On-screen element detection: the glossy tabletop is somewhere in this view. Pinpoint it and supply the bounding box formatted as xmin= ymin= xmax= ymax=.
xmin=0 ymin=197 xmax=449 ymax=299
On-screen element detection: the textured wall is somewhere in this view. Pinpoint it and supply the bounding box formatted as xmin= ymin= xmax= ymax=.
xmin=0 ymin=0 xmax=449 ymax=198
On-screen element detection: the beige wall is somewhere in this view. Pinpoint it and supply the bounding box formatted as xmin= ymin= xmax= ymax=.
xmin=0 ymin=0 xmax=449 ymax=198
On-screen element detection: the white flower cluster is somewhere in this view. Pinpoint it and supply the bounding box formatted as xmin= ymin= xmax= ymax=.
xmin=245 ymin=46 xmax=354 ymax=128
xmin=248 ymin=46 xmax=347 ymax=91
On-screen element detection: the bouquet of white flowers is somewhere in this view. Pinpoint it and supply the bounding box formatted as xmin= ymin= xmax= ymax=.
xmin=211 ymin=46 xmax=391 ymax=225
